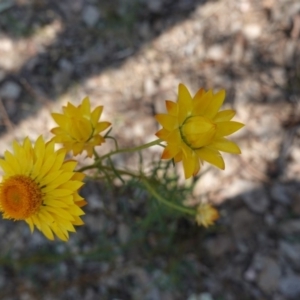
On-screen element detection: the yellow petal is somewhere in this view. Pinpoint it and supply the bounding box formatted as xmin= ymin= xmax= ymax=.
xmin=51 ymin=223 xmax=68 ymax=241
xmin=81 ymin=96 xmax=91 ymax=116
xmin=216 ymin=121 xmax=244 ymax=137
xmin=61 ymin=160 xmax=77 ymax=171
xmin=75 ymin=200 xmax=87 ymax=208
xmin=203 ymin=90 xmax=225 ymax=119
xmin=0 ymin=159 xmax=15 ymax=175
xmin=174 ymin=151 xmax=183 ymax=163
xmin=40 ymin=170 xmax=63 ymax=186
xmin=69 ymin=204 xmax=85 ymax=216
xmin=72 ymin=216 xmax=84 ymax=225
xmin=25 ymin=217 xmax=35 ymax=232
xmin=155 ymin=128 xmax=170 ymax=140
xmin=94 ymin=121 xmax=111 ymax=134
xmin=51 ymin=113 xmax=68 ymax=130
xmin=4 ymin=151 xmax=22 ymax=174
xmin=192 ymin=90 xmax=213 ymax=116
xmin=178 ymin=83 xmax=193 ymax=124
xmin=182 ymin=150 xmax=198 ymax=179
xmin=213 ymin=109 xmax=236 ymax=122
xmin=155 ymin=114 xmax=178 ymax=131
xmin=45 ymin=207 xmax=74 ymax=221
xmin=91 ymin=105 xmax=103 ymax=126
xmin=40 ymin=222 xmax=54 ymax=240
xmin=59 ymin=181 xmax=84 ymax=191
xmin=44 ymin=199 xmax=69 ymax=208
xmin=161 ymin=143 xmax=181 ymax=159
xmin=47 ymin=189 xmax=75 ymax=197
xmin=64 ymin=102 xmax=78 ymax=116
xmin=195 ymin=148 xmax=225 ymax=169
xmin=165 ymin=129 xmax=182 ymax=145
xmin=165 ymin=100 xmax=178 ymax=116
xmin=210 ymin=138 xmax=241 ymax=154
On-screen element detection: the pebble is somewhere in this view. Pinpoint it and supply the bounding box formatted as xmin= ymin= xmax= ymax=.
xmin=206 ymin=45 xmax=225 ymax=61
xmin=117 ymin=223 xmax=131 ymax=245
xmin=280 ymin=274 xmax=300 ymax=299
xmin=0 ymin=81 xmax=21 ymax=99
xmin=279 ymin=220 xmax=300 ymax=235
xmin=144 ymin=78 xmax=157 ymax=96
xmin=232 ymin=208 xmax=260 ymax=241
xmin=82 ymin=5 xmax=101 ymax=27
xmin=204 ymin=235 xmax=234 ymax=257
xmin=271 ymin=183 xmax=292 ymax=205
xmin=188 ymin=293 xmax=214 ymax=300
xmin=243 ymin=24 xmax=262 ymax=39
xmin=242 ymin=185 xmax=270 ymax=214
xmin=146 ymin=0 xmax=163 ymax=13
xmin=280 ymin=241 xmax=300 ymax=270
xmin=257 ymin=257 xmax=281 ymax=294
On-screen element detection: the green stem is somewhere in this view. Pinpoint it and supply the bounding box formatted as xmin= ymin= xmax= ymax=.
xmin=77 ymin=139 xmax=163 ymax=172
xmin=141 ymin=178 xmax=196 ymax=216
xmin=100 ymin=138 xmax=163 ymax=160
xmin=84 ymin=164 xmax=195 ymax=216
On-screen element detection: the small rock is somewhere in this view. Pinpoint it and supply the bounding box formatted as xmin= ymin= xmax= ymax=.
xmin=59 ymin=59 xmax=74 ymax=74
xmin=257 ymin=257 xmax=281 ymax=294
xmin=83 ymin=288 xmax=96 ymax=300
xmin=188 ymin=293 xmax=214 ymax=300
xmin=82 ymin=5 xmax=100 ymax=27
xmin=280 ymin=241 xmax=300 ymax=270
xmin=207 ymin=45 xmax=225 ymax=61
xmin=52 ymin=71 xmax=70 ymax=93
xmin=244 ymin=253 xmax=265 ymax=282
xmin=242 ymin=185 xmax=269 ymax=214
xmin=146 ymin=0 xmax=163 ymax=13
xmin=117 ymin=223 xmax=131 ymax=245
xmin=80 ymin=44 xmax=106 ymax=64
xmin=205 ymin=235 xmax=234 ymax=257
xmin=280 ymin=274 xmax=300 ymax=299
xmin=0 ymin=69 xmax=5 ymax=81
xmin=85 ymin=193 xmax=104 ymax=210
xmin=271 ymin=184 xmax=291 ymax=205
xmin=0 ymin=81 xmax=21 ymax=99
xmin=243 ymin=24 xmax=261 ymax=39
xmin=279 ymin=220 xmax=300 ymax=235
xmin=199 ymin=293 xmax=214 ymax=300
xmin=291 ymin=194 xmax=300 ymax=216
xmin=144 ymin=78 xmax=157 ymax=96
xmin=139 ymin=22 xmax=151 ymax=39
xmin=244 ymin=267 xmax=256 ymax=282
xmin=232 ymin=208 xmax=260 ymax=241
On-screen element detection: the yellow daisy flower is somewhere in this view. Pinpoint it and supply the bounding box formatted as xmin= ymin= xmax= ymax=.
xmin=51 ymin=97 xmax=111 ymax=157
xmin=0 ymin=136 xmax=86 ymax=241
xmin=195 ymin=203 xmax=219 ymax=227
xmin=155 ymin=83 xmax=244 ymax=179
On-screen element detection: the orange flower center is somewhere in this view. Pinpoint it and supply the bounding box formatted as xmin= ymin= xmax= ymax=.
xmin=0 ymin=175 xmax=43 ymax=220
xmin=180 ymin=116 xmax=217 ymax=149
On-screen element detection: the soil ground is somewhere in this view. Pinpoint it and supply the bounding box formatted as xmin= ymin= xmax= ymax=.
xmin=0 ymin=0 xmax=300 ymax=299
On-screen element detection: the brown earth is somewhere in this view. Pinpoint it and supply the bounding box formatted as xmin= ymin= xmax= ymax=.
xmin=0 ymin=0 xmax=299 ymax=299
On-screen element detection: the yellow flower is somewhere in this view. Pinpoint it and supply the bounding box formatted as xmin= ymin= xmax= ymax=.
xmin=195 ymin=203 xmax=219 ymax=227
xmin=0 ymin=136 xmax=87 ymax=241
xmin=155 ymin=83 xmax=244 ymax=178
xmin=51 ymin=97 xmax=111 ymax=157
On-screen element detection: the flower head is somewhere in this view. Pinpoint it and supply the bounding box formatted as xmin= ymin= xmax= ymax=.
xmin=51 ymin=97 xmax=111 ymax=157
xmin=155 ymin=84 xmax=244 ymax=178
xmin=0 ymin=136 xmax=86 ymax=241
xmin=195 ymin=203 xmax=219 ymax=227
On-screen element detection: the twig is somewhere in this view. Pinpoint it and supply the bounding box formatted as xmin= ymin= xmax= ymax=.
xmin=0 ymin=97 xmax=14 ymax=132
xmin=20 ymin=78 xmax=52 ymax=109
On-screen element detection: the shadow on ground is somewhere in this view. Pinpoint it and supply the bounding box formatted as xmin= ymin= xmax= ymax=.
xmin=0 ymin=0 xmax=209 ymax=133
